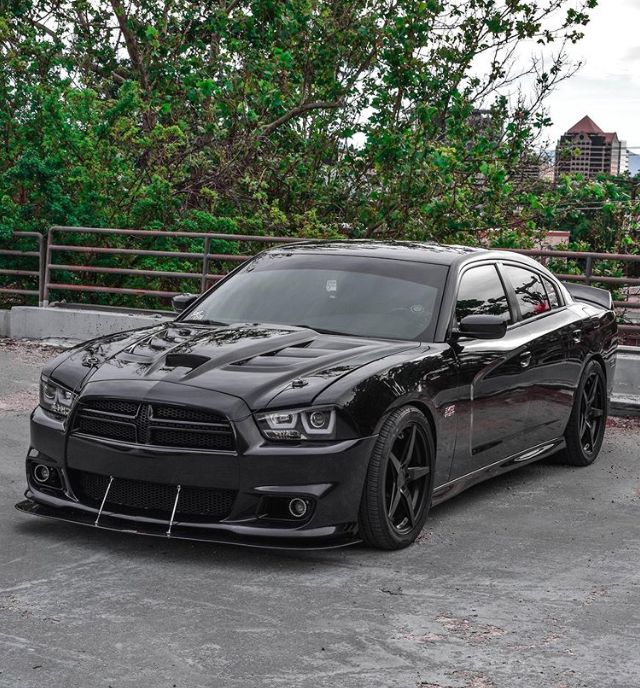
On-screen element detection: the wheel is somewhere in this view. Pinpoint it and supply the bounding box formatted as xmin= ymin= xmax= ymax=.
xmin=560 ymin=359 xmax=608 ymax=466
xmin=358 ymin=406 xmax=434 ymax=550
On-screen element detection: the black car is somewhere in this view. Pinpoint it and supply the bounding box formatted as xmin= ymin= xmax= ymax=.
xmin=16 ymin=242 xmax=617 ymax=549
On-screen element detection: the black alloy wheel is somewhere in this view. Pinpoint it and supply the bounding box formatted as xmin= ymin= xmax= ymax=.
xmin=359 ymin=406 xmax=434 ymax=549
xmin=579 ymin=368 xmax=606 ymax=456
xmin=561 ymin=359 xmax=608 ymax=466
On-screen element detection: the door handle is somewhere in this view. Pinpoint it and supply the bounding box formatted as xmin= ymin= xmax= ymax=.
xmin=572 ymin=328 xmax=582 ymax=344
xmin=519 ymin=351 xmax=532 ymax=368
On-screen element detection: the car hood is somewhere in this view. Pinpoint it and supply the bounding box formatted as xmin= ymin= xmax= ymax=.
xmin=47 ymin=322 xmax=421 ymax=410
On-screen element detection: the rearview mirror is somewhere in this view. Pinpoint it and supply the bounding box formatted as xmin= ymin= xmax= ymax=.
xmin=172 ymin=293 xmax=198 ymax=313
xmin=456 ymin=314 xmax=507 ymax=340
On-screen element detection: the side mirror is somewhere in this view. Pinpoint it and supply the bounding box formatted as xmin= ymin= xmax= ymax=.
xmin=456 ymin=314 xmax=507 ymax=340
xmin=172 ymin=293 xmax=198 ymax=313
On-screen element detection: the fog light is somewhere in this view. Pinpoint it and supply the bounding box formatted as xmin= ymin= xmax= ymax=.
xmin=33 ymin=464 xmax=51 ymax=484
xmin=30 ymin=462 xmax=62 ymax=489
xmin=288 ymin=497 xmax=309 ymax=519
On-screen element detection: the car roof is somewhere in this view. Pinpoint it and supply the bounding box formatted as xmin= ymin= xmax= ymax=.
xmin=268 ymin=240 xmax=482 ymax=266
xmin=267 ymin=240 xmax=543 ymax=271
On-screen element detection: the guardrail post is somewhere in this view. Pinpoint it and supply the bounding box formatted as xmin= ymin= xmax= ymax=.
xmin=584 ymin=256 xmax=593 ymax=286
xmin=201 ymin=236 xmax=211 ymax=293
xmin=42 ymin=226 xmax=53 ymax=306
xmin=38 ymin=233 xmax=47 ymax=307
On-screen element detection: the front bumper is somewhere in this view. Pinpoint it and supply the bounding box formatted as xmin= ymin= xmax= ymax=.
xmin=18 ymin=398 xmax=376 ymax=550
xmin=15 ymin=499 xmax=360 ymax=550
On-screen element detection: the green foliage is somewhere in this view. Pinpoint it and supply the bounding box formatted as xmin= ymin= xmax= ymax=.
xmin=536 ymin=174 xmax=640 ymax=253
xmin=0 ymin=0 xmax=610 ymax=305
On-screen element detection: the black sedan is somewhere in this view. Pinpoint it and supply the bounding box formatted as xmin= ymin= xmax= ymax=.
xmin=16 ymin=242 xmax=618 ymax=549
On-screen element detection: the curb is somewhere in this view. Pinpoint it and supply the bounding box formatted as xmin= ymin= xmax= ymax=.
xmin=1 ymin=306 xmax=171 ymax=341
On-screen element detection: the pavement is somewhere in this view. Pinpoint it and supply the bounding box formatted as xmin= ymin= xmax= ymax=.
xmin=0 ymin=338 xmax=639 ymax=688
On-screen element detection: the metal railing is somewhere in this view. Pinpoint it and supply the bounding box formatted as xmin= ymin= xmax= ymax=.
xmin=0 ymin=232 xmax=47 ymax=305
xmin=499 ymin=247 xmax=640 ymax=339
xmin=2 ymin=226 xmax=639 ymax=341
xmin=42 ymin=225 xmax=305 ymax=306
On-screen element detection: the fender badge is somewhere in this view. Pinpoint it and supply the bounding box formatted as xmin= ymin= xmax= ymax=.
xmin=444 ymin=404 xmax=456 ymax=418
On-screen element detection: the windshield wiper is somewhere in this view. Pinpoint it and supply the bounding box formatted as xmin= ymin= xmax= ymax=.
xmin=180 ymin=319 xmax=228 ymax=326
xmin=289 ymin=323 xmax=356 ymax=337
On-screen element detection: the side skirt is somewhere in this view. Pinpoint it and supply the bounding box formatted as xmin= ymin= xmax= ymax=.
xmin=431 ymin=437 xmax=566 ymax=507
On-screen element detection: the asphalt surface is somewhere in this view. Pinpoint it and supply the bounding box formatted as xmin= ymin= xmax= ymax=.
xmin=1 ymin=338 xmax=639 ymax=688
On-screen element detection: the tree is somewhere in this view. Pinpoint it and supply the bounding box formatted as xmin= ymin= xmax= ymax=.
xmin=0 ymin=0 xmax=601 ymax=304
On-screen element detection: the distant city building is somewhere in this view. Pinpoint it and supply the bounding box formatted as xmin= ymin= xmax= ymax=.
xmin=555 ymin=116 xmax=629 ymax=180
xmin=513 ymin=151 xmax=551 ymax=182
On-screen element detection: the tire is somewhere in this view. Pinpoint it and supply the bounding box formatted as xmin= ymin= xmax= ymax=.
xmin=560 ymin=359 xmax=608 ymax=466
xmin=358 ymin=406 xmax=435 ymax=550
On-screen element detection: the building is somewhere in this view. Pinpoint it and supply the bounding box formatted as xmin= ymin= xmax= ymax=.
xmin=554 ymin=115 xmax=629 ymax=180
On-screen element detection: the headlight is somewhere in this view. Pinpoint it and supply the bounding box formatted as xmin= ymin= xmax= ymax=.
xmin=40 ymin=376 xmax=77 ymax=417
xmin=255 ymin=407 xmax=341 ymax=441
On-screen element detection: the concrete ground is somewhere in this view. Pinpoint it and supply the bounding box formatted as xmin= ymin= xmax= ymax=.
xmin=0 ymin=338 xmax=639 ymax=688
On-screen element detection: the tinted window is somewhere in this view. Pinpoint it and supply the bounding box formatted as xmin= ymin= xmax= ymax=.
xmin=189 ymin=253 xmax=448 ymax=341
xmin=456 ymin=265 xmax=511 ymax=323
xmin=503 ymin=265 xmax=550 ymax=320
xmin=542 ymin=276 xmax=561 ymax=309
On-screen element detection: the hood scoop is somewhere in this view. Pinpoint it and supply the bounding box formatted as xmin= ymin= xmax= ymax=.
xmin=229 ymin=337 xmax=370 ymax=372
xmin=164 ymin=353 xmax=210 ymax=370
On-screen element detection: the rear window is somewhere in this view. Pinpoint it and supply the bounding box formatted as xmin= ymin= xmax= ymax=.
xmin=503 ymin=265 xmax=550 ymax=320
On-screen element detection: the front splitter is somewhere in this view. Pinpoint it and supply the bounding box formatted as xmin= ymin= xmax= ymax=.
xmin=15 ymin=499 xmax=361 ymax=551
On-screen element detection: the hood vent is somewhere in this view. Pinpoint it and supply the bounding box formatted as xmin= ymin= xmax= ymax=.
xmin=228 ymin=336 xmax=369 ymax=371
xmin=164 ymin=353 xmax=210 ymax=370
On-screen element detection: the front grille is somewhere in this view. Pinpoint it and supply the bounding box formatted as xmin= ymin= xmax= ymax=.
xmin=149 ymin=428 xmax=233 ymax=450
xmin=76 ymin=416 xmax=137 ymax=443
xmin=72 ymin=399 xmax=235 ymax=451
xmin=152 ymin=405 xmax=226 ymax=424
xmin=85 ymin=399 xmax=139 ymax=416
xmin=71 ymin=470 xmax=237 ymax=520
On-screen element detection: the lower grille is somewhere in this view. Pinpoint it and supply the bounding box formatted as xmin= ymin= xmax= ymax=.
xmin=71 ymin=470 xmax=237 ymax=521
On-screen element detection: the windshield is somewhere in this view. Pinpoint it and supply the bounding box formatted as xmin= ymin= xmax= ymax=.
xmin=182 ymin=252 xmax=448 ymax=341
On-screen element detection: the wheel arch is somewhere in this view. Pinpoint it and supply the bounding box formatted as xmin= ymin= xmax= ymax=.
xmin=372 ymin=399 xmax=438 ymax=458
xmin=407 ymin=400 xmax=438 ymax=457
xmin=588 ymin=352 xmax=607 ymax=381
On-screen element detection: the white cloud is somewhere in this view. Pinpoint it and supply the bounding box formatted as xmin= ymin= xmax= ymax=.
xmin=544 ymin=0 xmax=640 ymax=147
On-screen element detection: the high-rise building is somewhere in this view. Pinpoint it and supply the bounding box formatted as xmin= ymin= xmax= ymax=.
xmin=554 ymin=116 xmax=629 ymax=180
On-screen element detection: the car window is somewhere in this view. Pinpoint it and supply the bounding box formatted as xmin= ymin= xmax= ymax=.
xmin=542 ymin=276 xmax=561 ymax=309
xmin=503 ymin=265 xmax=550 ymax=320
xmin=456 ymin=265 xmax=512 ymax=324
xmin=189 ymin=253 xmax=448 ymax=341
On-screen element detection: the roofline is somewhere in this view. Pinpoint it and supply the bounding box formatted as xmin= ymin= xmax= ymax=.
xmin=265 ymin=240 xmax=551 ymax=272
xmin=264 ymin=239 xmax=486 ymax=267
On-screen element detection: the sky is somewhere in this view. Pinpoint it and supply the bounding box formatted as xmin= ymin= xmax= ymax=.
xmin=543 ymin=0 xmax=640 ymax=150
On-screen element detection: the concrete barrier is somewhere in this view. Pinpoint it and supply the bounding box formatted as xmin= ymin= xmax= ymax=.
xmin=611 ymin=346 xmax=640 ymax=416
xmin=0 ymin=310 xmax=9 ymax=337
xmin=1 ymin=306 xmax=172 ymax=341
xmin=1 ymin=305 xmax=639 ymax=415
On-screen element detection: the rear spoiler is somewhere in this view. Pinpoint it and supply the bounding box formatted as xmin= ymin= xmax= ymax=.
xmin=563 ymin=282 xmax=613 ymax=310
